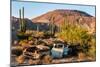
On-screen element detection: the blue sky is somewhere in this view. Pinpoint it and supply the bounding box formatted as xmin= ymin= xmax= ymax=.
xmin=12 ymin=1 xmax=96 ymax=19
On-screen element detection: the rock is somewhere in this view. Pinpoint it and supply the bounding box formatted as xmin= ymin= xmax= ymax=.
xmin=16 ymin=55 xmax=25 ymax=64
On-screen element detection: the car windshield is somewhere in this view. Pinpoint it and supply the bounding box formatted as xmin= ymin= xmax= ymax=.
xmin=55 ymin=44 xmax=64 ymax=48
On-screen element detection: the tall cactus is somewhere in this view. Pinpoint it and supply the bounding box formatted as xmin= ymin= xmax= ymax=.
xmin=19 ymin=9 xmax=22 ymax=32
xmin=60 ymin=13 xmax=68 ymax=32
xmin=58 ymin=24 xmax=60 ymax=32
xmin=19 ymin=7 xmax=26 ymax=33
xmin=36 ymin=24 xmax=39 ymax=34
xmin=63 ymin=14 xmax=68 ymax=28
xmin=22 ymin=7 xmax=26 ymax=32
xmin=48 ymin=16 xmax=56 ymax=36
xmin=51 ymin=16 xmax=55 ymax=35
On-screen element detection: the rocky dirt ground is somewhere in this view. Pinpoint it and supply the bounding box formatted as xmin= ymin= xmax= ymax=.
xmin=11 ymin=54 xmax=95 ymax=66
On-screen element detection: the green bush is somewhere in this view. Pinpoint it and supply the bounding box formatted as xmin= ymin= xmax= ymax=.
xmin=57 ymin=22 xmax=96 ymax=59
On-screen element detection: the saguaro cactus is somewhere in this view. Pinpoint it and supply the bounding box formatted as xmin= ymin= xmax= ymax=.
xmin=51 ymin=16 xmax=55 ymax=35
xmin=19 ymin=7 xmax=26 ymax=33
xmin=36 ymin=24 xmax=39 ymax=34
xmin=48 ymin=15 xmax=56 ymax=36
xmin=19 ymin=9 xmax=22 ymax=32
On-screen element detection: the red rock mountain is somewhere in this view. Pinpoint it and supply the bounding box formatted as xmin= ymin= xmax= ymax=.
xmin=11 ymin=9 xmax=96 ymax=34
xmin=32 ymin=9 xmax=96 ymax=33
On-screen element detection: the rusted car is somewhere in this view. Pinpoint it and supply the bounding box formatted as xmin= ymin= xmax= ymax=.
xmin=17 ymin=45 xmax=52 ymax=64
xmin=23 ymin=46 xmax=41 ymax=60
xmin=51 ymin=41 xmax=69 ymax=58
xmin=23 ymin=45 xmax=50 ymax=58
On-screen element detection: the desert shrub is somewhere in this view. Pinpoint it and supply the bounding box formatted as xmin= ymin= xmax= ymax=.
xmin=58 ymin=23 xmax=88 ymax=45
xmin=19 ymin=40 xmax=31 ymax=47
xmin=17 ymin=31 xmax=29 ymax=40
xmin=57 ymin=22 xmax=96 ymax=59
xmin=86 ymin=37 xmax=96 ymax=59
xmin=28 ymin=36 xmax=33 ymax=41
xmin=44 ymin=31 xmax=53 ymax=38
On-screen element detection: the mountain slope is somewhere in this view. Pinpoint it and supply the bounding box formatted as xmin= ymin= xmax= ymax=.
xmin=32 ymin=9 xmax=95 ymax=33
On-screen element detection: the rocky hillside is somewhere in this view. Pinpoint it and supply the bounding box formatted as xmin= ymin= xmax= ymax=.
xmin=11 ymin=9 xmax=96 ymax=33
xmin=11 ymin=16 xmax=37 ymax=31
xmin=32 ymin=9 xmax=96 ymax=33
